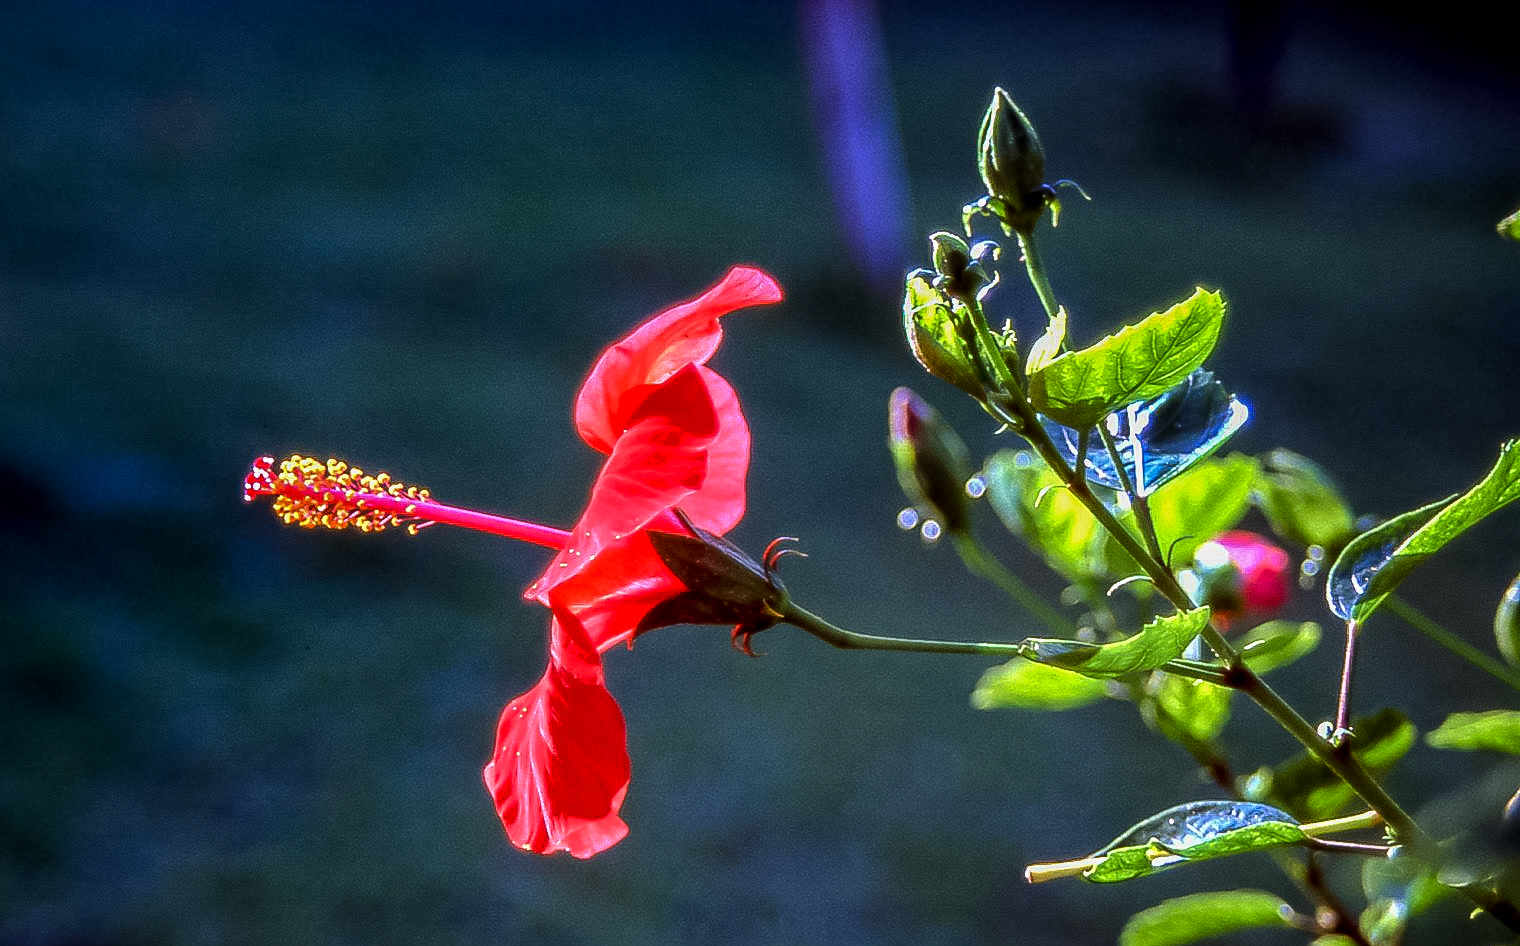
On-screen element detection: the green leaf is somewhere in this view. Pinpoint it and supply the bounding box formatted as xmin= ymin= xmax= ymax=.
xmin=1235 ymin=621 xmax=1321 ymax=674
xmin=1327 ymin=439 xmax=1520 ymax=623
xmin=1497 ymin=573 xmax=1520 ymax=668
xmin=971 ymin=658 xmax=1109 ymax=710
xmin=1029 ymin=288 xmax=1225 ymax=429
xmin=1253 ymin=448 xmax=1357 ymax=550
xmin=1149 ymin=673 xmax=1233 ymax=743
xmin=1079 ymin=801 xmax=1305 ymax=883
xmin=1425 ymin=710 xmax=1520 ymax=754
xmin=1361 ymin=850 xmax=1448 ymax=945
xmin=1024 ymin=306 xmax=1067 ymax=376
xmin=1146 ymin=454 xmax=1258 ymax=565
xmin=1247 ymin=708 xmax=1416 ymax=821
xmin=1499 ymin=206 xmax=1520 ymax=241
xmin=1119 ymin=890 xmax=1292 ymax=946
xmin=984 ymin=449 xmax=1107 ymax=582
xmin=1020 ymin=608 xmax=1212 ymax=679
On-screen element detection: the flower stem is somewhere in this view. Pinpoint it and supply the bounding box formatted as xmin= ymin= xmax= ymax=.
xmin=950 ymin=532 xmax=1075 ymax=636
xmin=1017 ymin=231 xmax=1060 ymax=320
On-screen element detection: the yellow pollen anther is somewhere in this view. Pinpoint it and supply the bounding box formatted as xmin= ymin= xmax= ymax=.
xmin=247 ymin=454 xmax=436 ymax=534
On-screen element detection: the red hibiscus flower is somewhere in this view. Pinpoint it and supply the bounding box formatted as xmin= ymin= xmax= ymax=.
xmin=243 ymin=266 xmax=783 ymax=858
xmin=1186 ymin=529 xmax=1293 ymax=629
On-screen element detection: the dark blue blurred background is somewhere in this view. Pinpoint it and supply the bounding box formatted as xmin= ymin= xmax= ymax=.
xmin=4 ymin=2 xmax=1519 ymax=943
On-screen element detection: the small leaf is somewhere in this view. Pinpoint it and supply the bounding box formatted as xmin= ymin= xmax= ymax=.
xmin=1149 ymin=673 xmax=1233 ymax=743
xmin=1146 ymin=454 xmax=1259 ymax=566
xmin=1080 ymin=801 xmax=1305 ymax=883
xmin=1326 ymin=439 xmax=1520 ymax=623
xmin=1235 ymin=621 xmax=1321 ymax=674
xmin=1119 ymin=890 xmax=1293 ymax=946
xmin=1499 ymin=206 xmax=1520 ymax=241
xmin=1426 ymin=710 xmax=1520 ymax=754
xmin=971 ymin=658 xmax=1108 ymax=711
xmin=1020 ymin=608 xmax=1211 ymax=679
xmin=1024 ymin=306 xmax=1068 ymax=376
xmin=1029 ymin=288 xmax=1226 ymax=429
xmin=984 ymin=449 xmax=1106 ymax=582
xmin=1044 ymin=370 xmax=1249 ymax=497
xmin=1497 ymin=572 xmax=1520 ymax=668
xmin=1253 ymin=448 xmax=1357 ymax=551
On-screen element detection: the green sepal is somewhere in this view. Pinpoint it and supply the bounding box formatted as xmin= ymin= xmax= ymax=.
xmin=1028 ymin=288 xmax=1225 ymax=430
xmin=971 ymin=658 xmax=1109 ymax=711
xmin=1119 ymin=890 xmax=1293 ymax=946
xmin=1425 ymin=710 xmax=1520 ymax=754
xmin=1019 ymin=607 xmax=1211 ymax=679
xmin=1327 ymin=439 xmax=1520 ymax=623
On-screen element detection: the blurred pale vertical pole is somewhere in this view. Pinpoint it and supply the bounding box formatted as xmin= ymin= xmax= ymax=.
xmin=799 ymin=0 xmax=914 ymax=296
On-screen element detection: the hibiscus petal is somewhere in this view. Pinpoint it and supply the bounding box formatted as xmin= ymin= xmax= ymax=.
xmin=525 ymin=366 xmax=719 ymax=602
xmin=547 ymin=530 xmax=687 ymax=653
xmin=482 ymin=635 xmax=631 ymax=859
xmin=671 ymin=367 xmax=748 ymax=534
xmin=575 ymin=266 xmax=782 ymax=454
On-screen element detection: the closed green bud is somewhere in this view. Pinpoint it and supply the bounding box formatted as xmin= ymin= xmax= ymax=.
xmin=903 ymin=272 xmax=984 ymax=400
xmin=977 ymin=88 xmax=1049 ymax=235
xmin=889 ymin=386 xmax=974 ymax=535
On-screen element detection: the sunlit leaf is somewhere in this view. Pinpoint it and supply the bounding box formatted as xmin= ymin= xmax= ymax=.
xmin=1119 ymin=890 xmax=1292 ymax=946
xmin=1029 ymin=288 xmax=1225 ymax=430
xmin=1149 ymin=673 xmax=1232 ymax=743
xmin=1326 ymin=439 xmax=1520 ymax=623
xmin=984 ymin=449 xmax=1107 ymax=582
xmin=1425 ymin=710 xmax=1520 ymax=754
xmin=1497 ymin=572 xmax=1520 ymax=668
xmin=1019 ymin=608 xmax=1211 ymax=679
xmin=1499 ymin=206 xmax=1520 ymax=241
xmin=1024 ymin=306 xmax=1068 ymax=376
xmin=1081 ymin=801 xmax=1306 ymax=883
xmin=1253 ymin=448 xmax=1357 ymax=551
xmin=971 ymin=658 xmax=1108 ymax=711
xmin=1044 ymin=370 xmax=1249 ymax=497
xmin=1146 ymin=454 xmax=1259 ymax=565
xmin=1247 ymin=709 xmax=1416 ymax=822
xmin=1236 ymin=621 xmax=1321 ymax=674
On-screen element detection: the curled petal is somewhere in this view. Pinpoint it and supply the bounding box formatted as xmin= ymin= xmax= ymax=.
xmin=575 ymin=266 xmax=782 ymax=454
xmin=483 ymin=639 xmax=631 ymax=858
xmin=526 ymin=366 xmax=721 ymax=603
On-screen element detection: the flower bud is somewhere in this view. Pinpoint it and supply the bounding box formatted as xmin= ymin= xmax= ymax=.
xmin=903 ymin=272 xmax=984 ymax=400
xmin=977 ymin=88 xmax=1049 ymax=235
xmin=1182 ymin=530 xmax=1291 ymax=629
xmin=889 ymin=386 xmax=974 ymax=536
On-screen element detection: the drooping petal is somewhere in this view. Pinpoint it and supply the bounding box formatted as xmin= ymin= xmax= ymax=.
xmin=482 ymin=625 xmax=631 ymax=859
xmin=525 ymin=365 xmax=719 ymax=603
xmin=574 ymin=266 xmax=782 ymax=454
